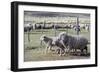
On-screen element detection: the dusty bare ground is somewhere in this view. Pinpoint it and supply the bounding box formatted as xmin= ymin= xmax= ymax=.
xmin=24 ymin=48 xmax=90 ymax=62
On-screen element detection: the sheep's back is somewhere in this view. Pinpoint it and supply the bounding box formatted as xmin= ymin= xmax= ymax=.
xmin=68 ymin=36 xmax=88 ymax=49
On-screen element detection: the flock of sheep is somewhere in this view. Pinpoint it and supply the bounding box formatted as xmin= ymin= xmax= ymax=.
xmin=24 ymin=23 xmax=90 ymax=32
xmin=40 ymin=32 xmax=90 ymax=56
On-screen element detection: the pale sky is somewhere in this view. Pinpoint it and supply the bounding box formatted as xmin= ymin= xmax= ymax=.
xmin=24 ymin=11 xmax=90 ymax=18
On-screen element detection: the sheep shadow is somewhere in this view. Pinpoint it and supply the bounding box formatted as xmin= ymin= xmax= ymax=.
xmin=25 ymin=46 xmax=39 ymax=50
xmin=70 ymin=52 xmax=90 ymax=57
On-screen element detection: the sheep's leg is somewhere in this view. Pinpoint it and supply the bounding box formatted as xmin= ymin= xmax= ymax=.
xmin=67 ymin=49 xmax=71 ymax=56
xmin=49 ymin=46 xmax=52 ymax=51
xmin=45 ymin=46 xmax=49 ymax=54
xmin=58 ymin=48 xmax=61 ymax=56
xmin=80 ymin=46 xmax=86 ymax=55
xmin=61 ymin=41 xmax=69 ymax=55
xmin=74 ymin=49 xmax=77 ymax=55
xmin=58 ymin=48 xmax=66 ymax=56
xmin=83 ymin=46 xmax=88 ymax=55
xmin=69 ymin=49 xmax=74 ymax=55
xmin=65 ymin=46 xmax=71 ymax=56
xmin=56 ymin=49 xmax=60 ymax=54
xmin=62 ymin=48 xmax=66 ymax=56
xmin=85 ymin=46 xmax=88 ymax=54
xmin=59 ymin=48 xmax=63 ymax=56
xmin=62 ymin=42 xmax=68 ymax=50
xmin=48 ymin=46 xmax=53 ymax=53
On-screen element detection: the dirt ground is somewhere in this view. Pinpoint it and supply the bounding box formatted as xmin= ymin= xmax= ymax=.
xmin=24 ymin=48 xmax=90 ymax=62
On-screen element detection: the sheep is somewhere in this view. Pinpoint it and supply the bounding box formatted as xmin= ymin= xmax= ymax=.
xmin=40 ymin=35 xmax=65 ymax=56
xmin=73 ymin=25 xmax=81 ymax=35
xmin=40 ymin=35 xmax=53 ymax=53
xmin=24 ymin=23 xmax=33 ymax=32
xmin=52 ymin=37 xmax=66 ymax=56
xmin=58 ymin=32 xmax=89 ymax=55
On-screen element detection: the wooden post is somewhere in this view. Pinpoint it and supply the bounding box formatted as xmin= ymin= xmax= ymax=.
xmin=28 ymin=31 xmax=30 ymax=42
xmin=76 ymin=17 xmax=79 ymax=35
xmin=54 ymin=24 xmax=57 ymax=37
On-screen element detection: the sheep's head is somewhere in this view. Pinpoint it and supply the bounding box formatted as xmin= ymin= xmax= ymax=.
xmin=58 ymin=32 xmax=67 ymax=39
xmin=40 ymin=35 xmax=46 ymax=41
xmin=59 ymin=32 xmax=66 ymax=36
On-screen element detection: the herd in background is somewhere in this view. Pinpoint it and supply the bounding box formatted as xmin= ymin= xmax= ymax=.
xmin=24 ymin=23 xmax=90 ymax=32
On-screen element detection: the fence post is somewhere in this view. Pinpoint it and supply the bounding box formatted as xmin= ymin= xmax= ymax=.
xmin=76 ymin=17 xmax=79 ymax=35
xmin=54 ymin=24 xmax=57 ymax=37
xmin=28 ymin=31 xmax=30 ymax=42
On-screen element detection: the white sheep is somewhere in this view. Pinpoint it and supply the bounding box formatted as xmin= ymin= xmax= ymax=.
xmin=40 ymin=35 xmax=65 ymax=56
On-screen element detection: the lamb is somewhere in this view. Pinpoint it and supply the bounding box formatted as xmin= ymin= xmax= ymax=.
xmin=58 ymin=32 xmax=89 ymax=55
xmin=40 ymin=35 xmax=65 ymax=56
xmin=40 ymin=35 xmax=53 ymax=53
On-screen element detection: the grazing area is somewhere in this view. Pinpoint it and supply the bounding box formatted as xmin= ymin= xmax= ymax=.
xmin=24 ymin=28 xmax=90 ymax=62
xmin=24 ymin=11 xmax=90 ymax=62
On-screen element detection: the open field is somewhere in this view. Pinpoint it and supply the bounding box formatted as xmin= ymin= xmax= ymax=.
xmin=24 ymin=28 xmax=90 ymax=62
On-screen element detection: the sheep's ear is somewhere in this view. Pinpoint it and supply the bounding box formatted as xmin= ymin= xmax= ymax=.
xmin=43 ymin=36 xmax=46 ymax=38
xmin=42 ymin=35 xmax=46 ymax=38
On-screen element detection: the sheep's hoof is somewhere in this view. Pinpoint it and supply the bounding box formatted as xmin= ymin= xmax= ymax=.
xmin=77 ymin=53 xmax=81 ymax=56
xmin=62 ymin=53 xmax=66 ymax=56
xmin=59 ymin=54 xmax=62 ymax=56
